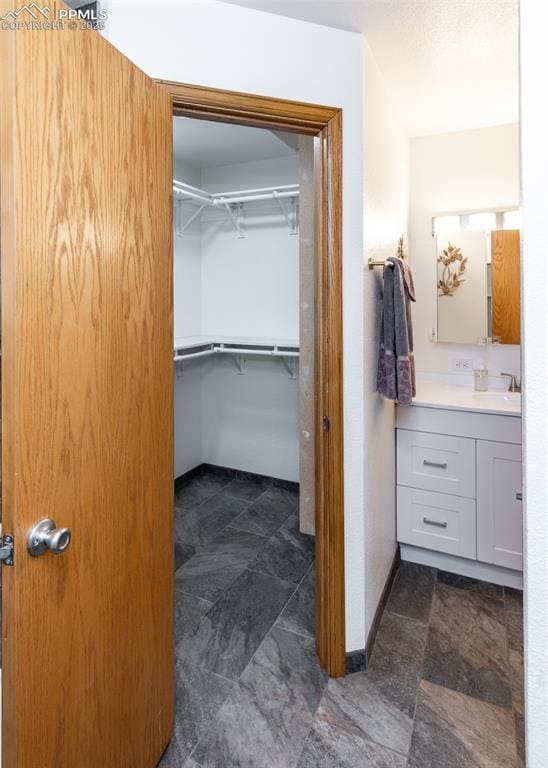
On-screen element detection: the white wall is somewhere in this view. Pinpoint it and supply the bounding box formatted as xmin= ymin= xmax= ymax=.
xmin=174 ymin=158 xmax=202 ymax=339
xmin=520 ymin=4 xmax=548 ymax=766
xmin=363 ymin=40 xmax=409 ymax=638
xmin=200 ymin=156 xmax=299 ymax=340
xmin=107 ymin=0 xmax=366 ymax=651
xmin=174 ymin=362 xmax=203 ymax=477
xmin=202 ymin=356 xmax=299 ymax=481
xmin=200 ymin=155 xmax=300 ymax=480
xmin=172 ymin=153 xmax=300 ymax=483
xmin=409 ymin=124 xmax=521 ymax=377
xmin=174 ymin=158 xmax=203 ymax=477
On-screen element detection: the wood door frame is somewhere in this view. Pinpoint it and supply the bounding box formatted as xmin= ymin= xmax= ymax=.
xmin=156 ymin=80 xmax=345 ymax=677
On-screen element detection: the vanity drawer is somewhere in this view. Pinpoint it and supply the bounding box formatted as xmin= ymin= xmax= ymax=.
xmin=397 ymin=429 xmax=476 ymax=498
xmin=397 ymin=486 xmax=476 ymax=559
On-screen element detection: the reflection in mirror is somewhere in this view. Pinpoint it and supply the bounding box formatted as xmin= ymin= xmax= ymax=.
xmin=434 ymin=209 xmax=521 ymax=345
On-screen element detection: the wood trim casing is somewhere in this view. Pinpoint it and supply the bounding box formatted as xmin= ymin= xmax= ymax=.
xmin=157 ymin=80 xmax=339 ymax=135
xmin=159 ymin=81 xmax=346 ymax=676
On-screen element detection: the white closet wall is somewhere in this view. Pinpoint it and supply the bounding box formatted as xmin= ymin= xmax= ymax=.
xmin=173 ymin=158 xmax=203 ymax=477
xmin=201 ymin=156 xmax=299 ymax=339
xmin=174 ymin=151 xmax=300 ymax=482
xmin=174 ymin=158 xmax=202 ymax=337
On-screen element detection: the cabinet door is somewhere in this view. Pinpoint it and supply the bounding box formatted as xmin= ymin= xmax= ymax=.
xmin=477 ymin=440 xmax=523 ymax=570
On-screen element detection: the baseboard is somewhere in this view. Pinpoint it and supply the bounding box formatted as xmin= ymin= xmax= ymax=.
xmin=344 ymin=649 xmax=367 ymax=675
xmin=174 ymin=462 xmax=299 ymax=494
xmin=400 ymin=544 xmax=523 ymax=590
xmin=174 ymin=464 xmax=204 ymax=493
xmin=345 ymin=547 xmax=401 ymax=675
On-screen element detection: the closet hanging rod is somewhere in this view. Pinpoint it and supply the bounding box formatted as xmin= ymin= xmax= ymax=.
xmin=173 ymin=347 xmax=215 ymax=362
xmin=173 ymin=189 xmax=299 ymax=206
xmin=213 ymin=184 xmax=299 ymax=198
xmin=214 ymin=346 xmax=299 ymax=358
xmin=173 ymin=180 xmax=210 ymax=196
xmin=215 ymin=190 xmax=299 ymax=205
xmin=173 ymin=344 xmax=300 ymax=362
xmin=172 ymin=181 xmax=299 ymax=207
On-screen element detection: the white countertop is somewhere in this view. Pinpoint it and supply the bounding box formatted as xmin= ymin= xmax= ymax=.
xmin=410 ymin=377 xmax=521 ymax=417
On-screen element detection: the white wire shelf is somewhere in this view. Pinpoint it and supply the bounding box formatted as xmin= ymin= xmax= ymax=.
xmin=173 ymin=338 xmax=300 ymax=379
xmin=173 ymin=179 xmax=299 ymax=237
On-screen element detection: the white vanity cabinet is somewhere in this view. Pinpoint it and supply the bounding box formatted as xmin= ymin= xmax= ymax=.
xmin=396 ymin=401 xmax=523 ymax=586
xmin=477 ymin=440 xmax=523 ymax=570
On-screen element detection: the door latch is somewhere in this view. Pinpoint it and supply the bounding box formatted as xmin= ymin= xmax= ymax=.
xmin=0 ymin=534 xmax=14 ymax=566
xmin=322 ymin=416 xmax=330 ymax=433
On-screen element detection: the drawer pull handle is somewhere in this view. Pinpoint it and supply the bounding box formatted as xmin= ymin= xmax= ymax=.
xmin=423 ymin=460 xmax=448 ymax=470
xmin=423 ymin=517 xmax=448 ymax=529
xmin=515 ymin=491 xmax=523 ymax=502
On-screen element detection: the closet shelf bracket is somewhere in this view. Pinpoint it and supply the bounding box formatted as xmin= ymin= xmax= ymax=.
xmin=177 ymin=202 xmax=205 ymax=237
xmin=221 ymin=200 xmax=245 ymax=239
xmin=279 ymin=355 xmax=298 ymax=380
xmin=233 ymin=355 xmax=247 ymax=375
xmin=272 ymin=191 xmax=299 ymax=235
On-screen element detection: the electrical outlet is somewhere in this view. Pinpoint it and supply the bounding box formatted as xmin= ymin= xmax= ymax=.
xmin=452 ymin=358 xmax=474 ymax=372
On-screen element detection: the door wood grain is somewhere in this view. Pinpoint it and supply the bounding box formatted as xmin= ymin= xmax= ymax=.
xmin=491 ymin=229 xmax=521 ymax=345
xmin=1 ymin=18 xmax=174 ymax=768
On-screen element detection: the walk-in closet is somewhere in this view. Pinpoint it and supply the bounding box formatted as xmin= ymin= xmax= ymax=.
xmin=167 ymin=117 xmax=317 ymax=764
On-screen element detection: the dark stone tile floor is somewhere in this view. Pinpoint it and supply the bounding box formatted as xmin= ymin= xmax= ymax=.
xmin=159 ymin=469 xmax=525 ymax=768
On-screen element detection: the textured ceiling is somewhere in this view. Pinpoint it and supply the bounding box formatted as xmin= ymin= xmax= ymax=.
xmin=219 ymin=0 xmax=519 ymax=136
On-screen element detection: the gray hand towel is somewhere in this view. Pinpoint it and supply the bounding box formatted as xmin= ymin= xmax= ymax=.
xmin=377 ymin=256 xmax=416 ymax=405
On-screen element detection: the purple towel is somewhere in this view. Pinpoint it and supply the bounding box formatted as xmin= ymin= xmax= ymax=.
xmin=377 ymin=256 xmax=416 ymax=405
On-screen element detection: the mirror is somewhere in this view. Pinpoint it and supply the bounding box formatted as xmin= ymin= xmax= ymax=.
xmin=434 ymin=210 xmax=521 ymax=345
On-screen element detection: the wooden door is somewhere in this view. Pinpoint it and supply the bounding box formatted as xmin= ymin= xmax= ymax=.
xmin=477 ymin=440 xmax=523 ymax=571
xmin=491 ymin=229 xmax=521 ymax=345
xmin=0 ymin=15 xmax=174 ymax=768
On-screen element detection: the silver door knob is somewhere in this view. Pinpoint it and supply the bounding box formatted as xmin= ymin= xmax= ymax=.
xmin=27 ymin=518 xmax=72 ymax=557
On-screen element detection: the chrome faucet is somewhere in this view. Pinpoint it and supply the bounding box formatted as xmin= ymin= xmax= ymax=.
xmin=500 ymin=372 xmax=521 ymax=393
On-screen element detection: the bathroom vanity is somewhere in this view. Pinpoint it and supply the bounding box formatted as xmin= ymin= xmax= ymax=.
xmin=396 ymin=379 xmax=523 ymax=588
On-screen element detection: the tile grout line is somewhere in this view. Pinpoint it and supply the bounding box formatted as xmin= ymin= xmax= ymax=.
xmin=382 ymin=608 xmax=430 ymax=628
xmin=502 ymin=587 xmax=523 ymax=767
xmin=174 ymin=483 xmax=271 ymax=590
xmin=204 ymin=556 xmax=314 ymax=697
xmin=173 ymin=586 xmax=213 ymax=608
xmin=228 ymin=500 xmax=298 ymax=540
xmin=229 ymin=565 xmax=307 ymax=686
xmin=171 ymin=472 xmax=305 ymax=768
xmin=193 ymin=502 xmax=302 ymax=614
xmin=273 ymin=623 xmax=314 ymax=643
xmin=180 ymin=568 xmax=316 ymax=768
xmin=273 ymin=561 xmax=315 ymax=641
xmin=230 ymin=564 xmax=323 ymax=768
xmin=174 ymin=491 xmax=257 ymax=556
xmin=174 ymin=503 xmax=306 ymax=683
xmin=404 ymin=566 xmax=439 ymax=768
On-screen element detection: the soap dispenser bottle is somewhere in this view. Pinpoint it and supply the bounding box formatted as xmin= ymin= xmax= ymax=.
xmin=474 ymin=358 xmax=489 ymax=391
